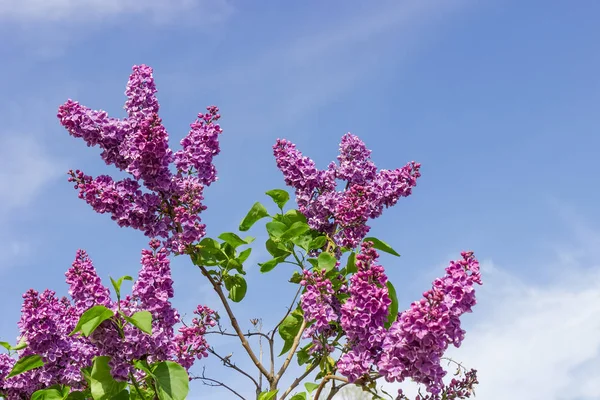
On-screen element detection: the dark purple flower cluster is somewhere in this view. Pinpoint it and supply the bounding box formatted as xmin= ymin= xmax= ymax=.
xmin=377 ymin=252 xmax=482 ymax=396
xmin=58 ymin=65 xmax=222 ymax=253
xmin=273 ymin=133 xmax=421 ymax=248
xmin=0 ymin=243 xmax=212 ymax=398
xmin=173 ymin=305 xmax=217 ymax=370
xmin=299 ymin=269 xmax=340 ymax=353
xmin=338 ymin=242 xmax=391 ymax=382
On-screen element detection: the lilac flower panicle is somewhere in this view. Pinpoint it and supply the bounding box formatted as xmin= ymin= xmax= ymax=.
xmin=273 ymin=133 xmax=421 ymax=249
xmin=174 ymin=106 xmax=223 ymax=186
xmin=173 ymin=305 xmax=217 ymax=370
xmin=377 ymin=252 xmax=482 ymax=396
xmin=58 ymin=65 xmax=223 ymax=253
xmin=299 ymin=269 xmax=340 ymax=353
xmin=338 ymin=242 xmax=391 ymax=382
xmin=0 ymin=244 xmax=213 ymax=397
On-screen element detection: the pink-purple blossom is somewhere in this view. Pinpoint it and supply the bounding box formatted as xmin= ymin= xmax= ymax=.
xmin=58 ymin=65 xmax=222 ymax=253
xmin=274 ymin=133 xmax=421 ymax=249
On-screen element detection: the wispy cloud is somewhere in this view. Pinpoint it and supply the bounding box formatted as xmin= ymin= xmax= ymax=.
xmin=0 ymin=134 xmax=63 ymax=211
xmin=165 ymin=0 xmax=469 ymax=130
xmin=0 ymin=0 xmax=233 ymax=23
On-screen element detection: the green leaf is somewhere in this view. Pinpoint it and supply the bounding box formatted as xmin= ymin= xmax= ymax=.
xmin=278 ymin=310 xmax=303 ymax=356
xmin=66 ymin=392 xmax=87 ymax=400
xmin=265 ymin=189 xmax=290 ymax=209
xmin=218 ymin=232 xmax=250 ymax=249
xmin=317 ymin=252 xmax=337 ymax=272
xmin=296 ymin=346 xmax=311 ymax=366
xmin=363 ymin=237 xmax=401 ymax=257
xmin=258 ymin=390 xmax=279 ymax=400
xmin=306 ymin=258 xmax=319 ymax=269
xmin=266 ymin=239 xmax=291 ymax=258
xmin=1 ymin=338 xmax=27 ymax=351
xmin=31 ymin=388 xmax=64 ymax=400
xmin=385 ymin=281 xmax=399 ymax=329
xmin=226 ymin=259 xmax=245 ymax=274
xmin=152 ymin=361 xmax=189 ymax=400
xmin=109 ymin=275 xmax=133 ymax=301
xmin=7 ymin=354 xmax=44 ymax=378
xmin=290 ymin=393 xmax=307 ymax=400
xmin=289 ymin=271 xmax=303 ymax=284
xmin=223 ymin=274 xmax=247 ymax=302
xmin=304 ymin=383 xmax=319 ymax=394
xmin=237 ymin=248 xmax=252 ymax=263
xmin=280 ymin=221 xmax=310 ymax=241
xmin=113 ymin=390 xmax=129 ymax=400
xmin=11 ymin=338 xmax=27 ymax=351
xmin=70 ymin=305 xmax=114 ymax=337
xmin=122 ymin=311 xmax=153 ymax=335
xmin=344 ymin=251 xmax=357 ymax=275
xmin=258 ymin=256 xmax=286 ymax=273
xmin=239 ymin=202 xmax=269 ymax=231
xmin=266 ymin=221 xmax=288 ymax=240
xmin=308 ymin=236 xmax=327 ymax=250
xmin=89 ymin=356 xmax=127 ymax=400
xmin=283 ymin=209 xmax=307 ymax=225
xmin=133 ymin=360 xmax=154 ymax=377
xmin=292 ymin=233 xmax=312 ymax=252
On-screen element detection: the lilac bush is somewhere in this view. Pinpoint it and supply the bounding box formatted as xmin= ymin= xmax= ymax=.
xmin=0 ymin=65 xmax=481 ymax=400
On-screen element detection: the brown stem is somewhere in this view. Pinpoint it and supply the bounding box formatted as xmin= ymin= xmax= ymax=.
xmin=278 ymin=359 xmax=321 ymax=400
xmin=198 ymin=264 xmax=272 ymax=382
xmin=208 ymin=348 xmax=261 ymax=390
xmin=314 ymin=376 xmax=348 ymax=400
xmin=193 ymin=366 xmax=247 ymax=400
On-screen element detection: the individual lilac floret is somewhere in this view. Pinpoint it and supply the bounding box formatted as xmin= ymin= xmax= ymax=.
xmin=338 ymin=242 xmax=391 ymax=382
xmin=273 ymin=133 xmax=421 ymax=249
xmin=377 ymin=252 xmax=482 ymax=395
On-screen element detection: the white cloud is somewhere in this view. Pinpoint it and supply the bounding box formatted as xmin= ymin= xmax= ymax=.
xmin=379 ymin=256 xmax=600 ymax=399
xmin=0 ymin=0 xmax=233 ymax=23
xmin=0 ymin=134 xmax=63 ymax=211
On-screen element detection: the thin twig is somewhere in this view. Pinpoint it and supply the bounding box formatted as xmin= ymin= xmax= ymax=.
xmin=269 ymin=285 xmax=303 ymax=376
xmin=314 ymin=376 xmax=348 ymax=400
xmin=192 ymin=366 xmax=246 ymax=400
xmin=279 ymin=358 xmax=321 ymax=400
xmin=198 ymin=264 xmax=273 ymax=382
xmin=208 ymin=347 xmax=260 ymax=390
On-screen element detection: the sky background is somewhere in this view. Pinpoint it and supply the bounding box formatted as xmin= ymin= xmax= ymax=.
xmin=0 ymin=0 xmax=599 ymax=399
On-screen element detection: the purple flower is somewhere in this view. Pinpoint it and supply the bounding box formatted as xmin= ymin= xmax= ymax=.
xmin=58 ymin=65 xmax=223 ymax=253
xmin=377 ymin=252 xmax=482 ymax=395
xmin=338 ymin=242 xmax=391 ymax=382
xmin=274 ymin=133 xmax=421 ymax=249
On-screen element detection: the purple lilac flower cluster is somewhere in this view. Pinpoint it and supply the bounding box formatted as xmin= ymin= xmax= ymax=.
xmin=0 ymin=243 xmax=212 ymax=398
xmin=58 ymin=65 xmax=222 ymax=254
xmin=299 ymin=269 xmax=340 ymax=353
xmin=377 ymin=252 xmax=482 ymax=396
xmin=173 ymin=305 xmax=217 ymax=370
xmin=274 ymin=133 xmax=421 ymax=248
xmin=337 ymin=242 xmax=391 ymax=382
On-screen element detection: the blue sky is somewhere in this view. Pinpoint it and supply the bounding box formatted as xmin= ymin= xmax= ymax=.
xmin=1 ymin=1 xmax=599 ymax=399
